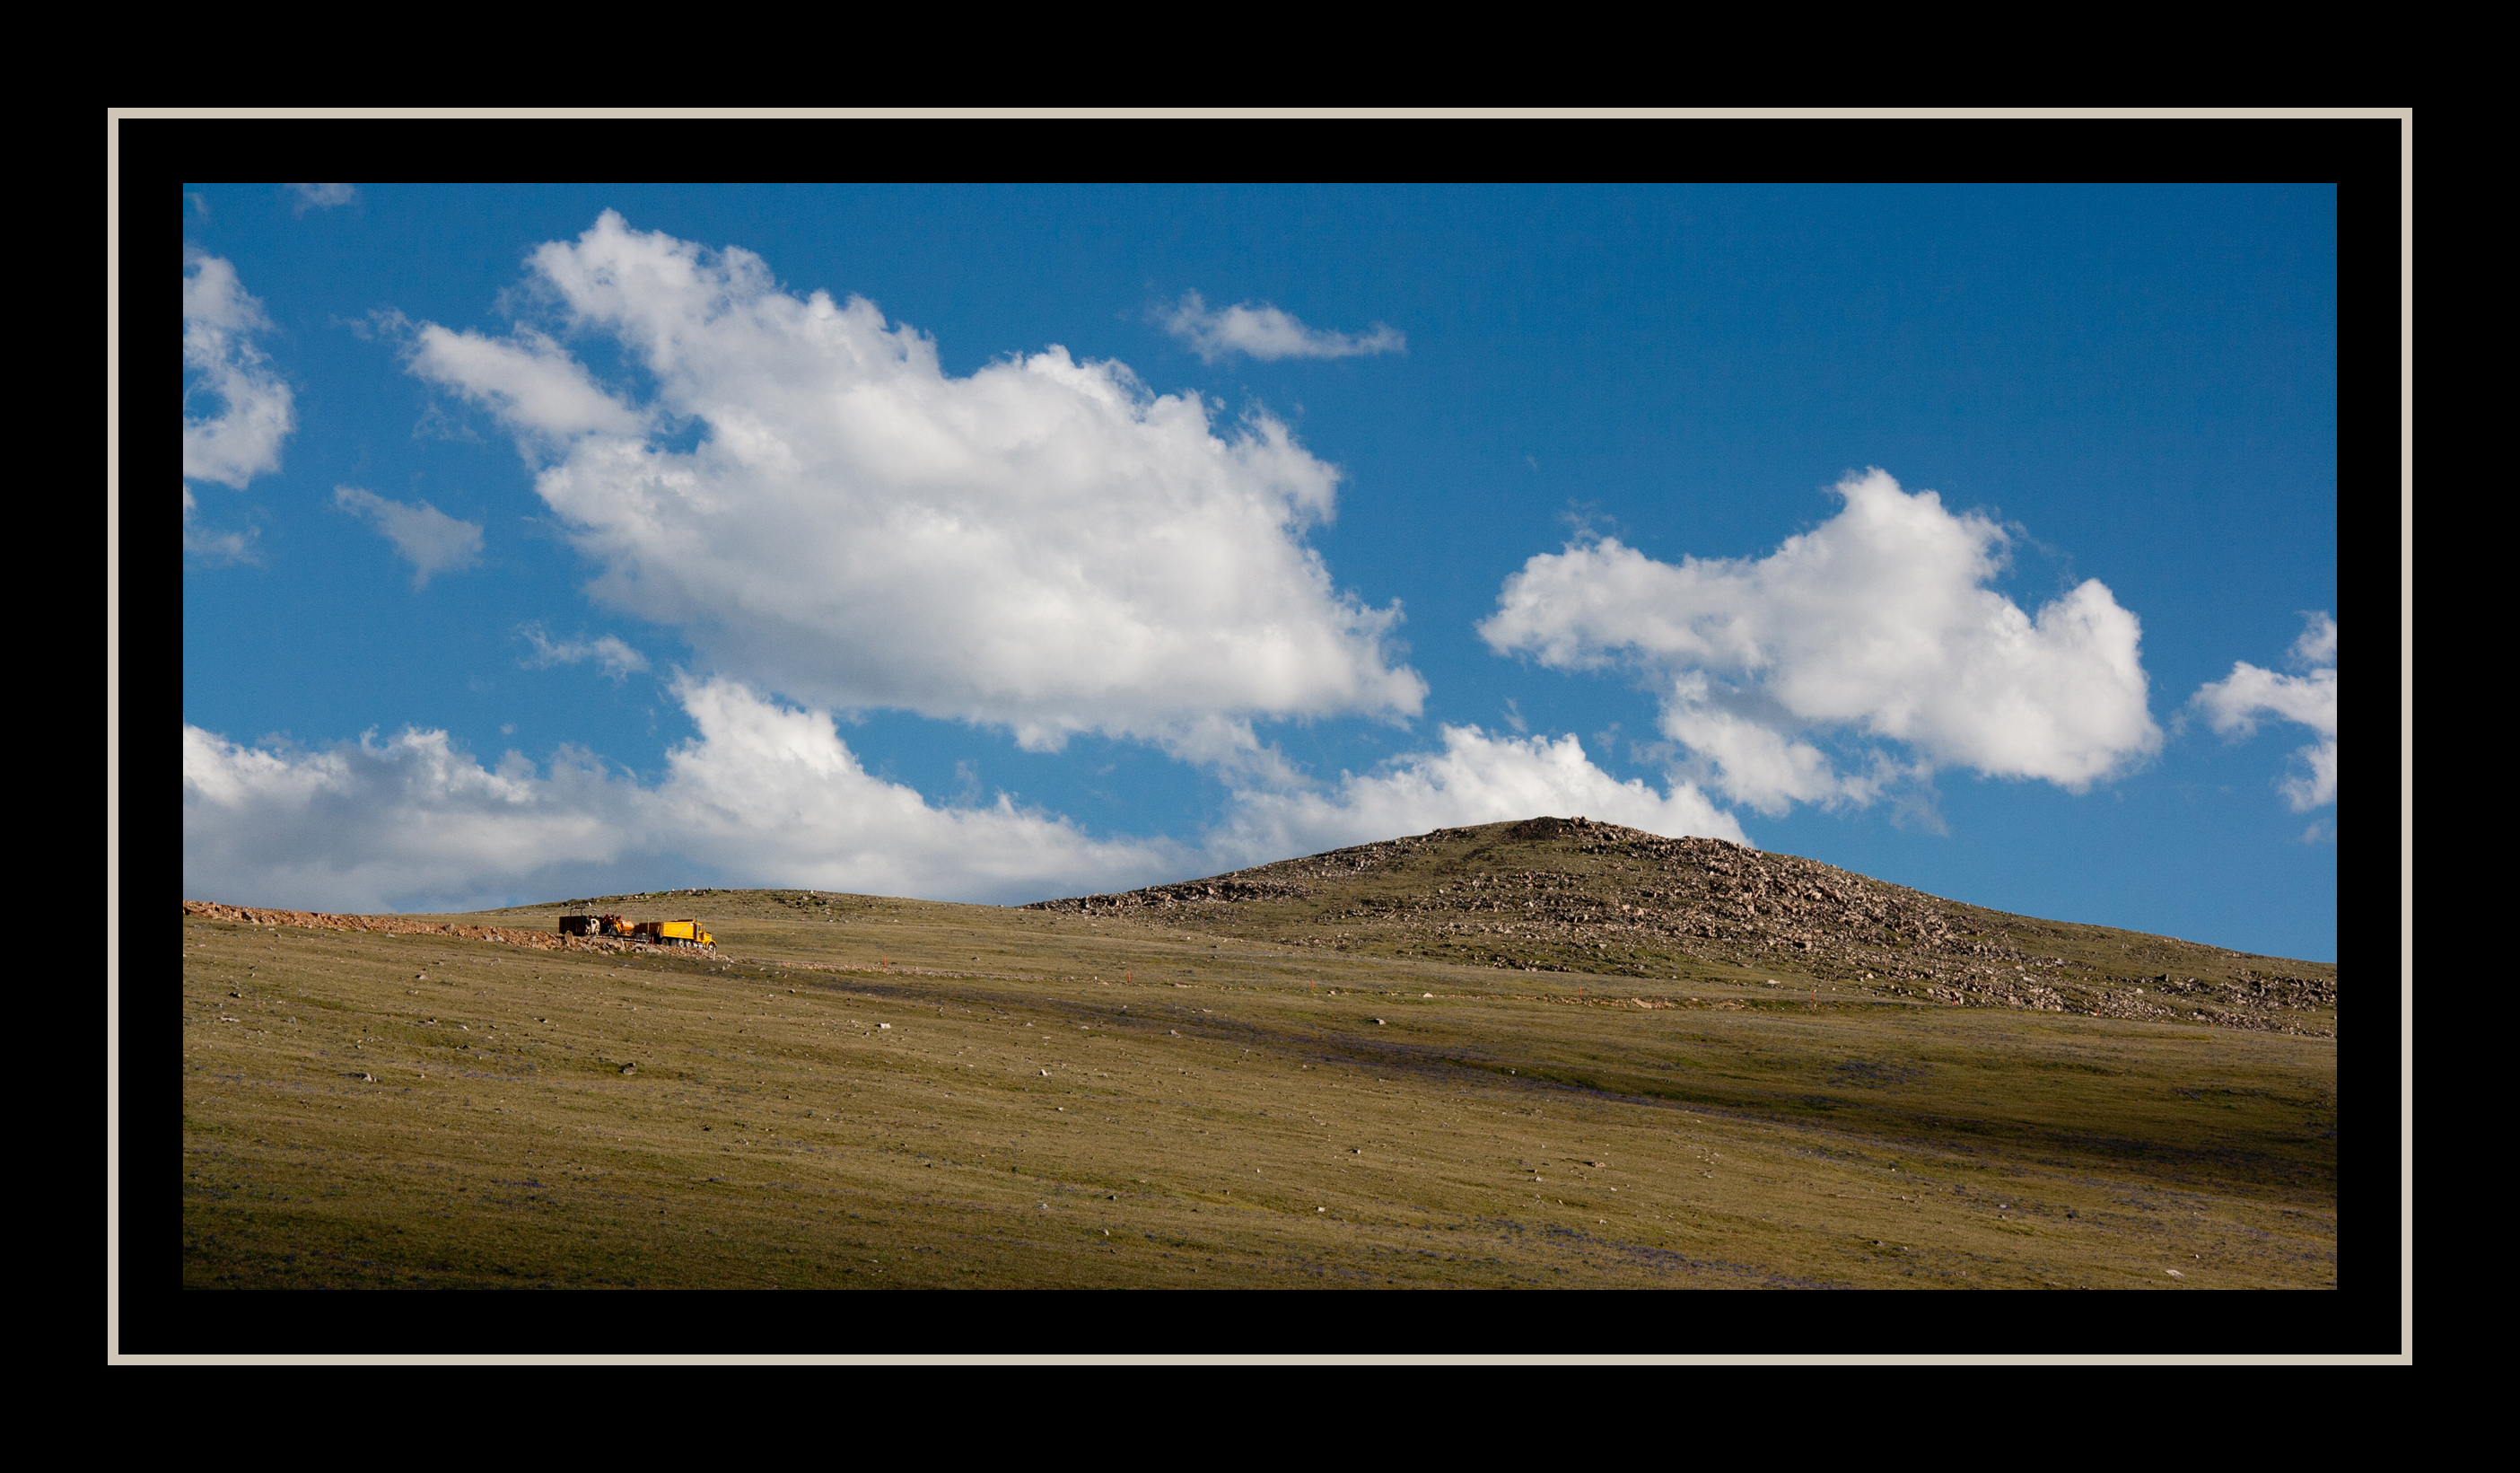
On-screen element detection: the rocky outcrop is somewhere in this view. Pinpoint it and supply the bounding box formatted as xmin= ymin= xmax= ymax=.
xmin=1025 ymin=817 xmax=2338 ymax=1037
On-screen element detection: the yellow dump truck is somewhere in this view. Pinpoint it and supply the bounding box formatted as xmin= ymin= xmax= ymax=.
xmin=635 ymin=919 xmax=713 ymax=946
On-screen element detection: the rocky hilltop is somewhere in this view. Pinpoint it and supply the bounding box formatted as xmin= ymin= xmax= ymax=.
xmin=1027 ymin=817 xmax=2336 ymax=1036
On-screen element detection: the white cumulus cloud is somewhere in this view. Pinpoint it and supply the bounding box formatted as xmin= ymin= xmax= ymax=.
xmin=1212 ymin=725 xmax=1746 ymax=866
xmin=183 ymin=684 xmax=1744 ymax=914
xmin=287 ymin=182 xmax=357 ymax=212
xmin=2192 ymin=613 xmax=2338 ymax=811
xmin=183 ymin=677 xmax=1197 ymax=913
xmin=181 ymin=484 xmax=259 ymax=564
xmin=1479 ymin=469 xmax=2161 ymax=816
xmin=648 ymin=679 xmax=1195 ymax=899
xmin=1160 ymin=290 xmax=1406 ymax=364
xmin=520 ymin=627 xmax=652 ymax=681
xmin=406 ymin=324 xmax=644 ymax=445
xmin=182 ymin=251 xmax=296 ymax=490
xmin=400 ymin=213 xmax=1424 ymax=766
xmin=333 ymin=486 xmax=485 ymax=587
xmin=182 ymin=723 xmax=635 ymax=915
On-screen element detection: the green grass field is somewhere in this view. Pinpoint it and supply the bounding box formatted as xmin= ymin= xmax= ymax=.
xmin=178 ymin=870 xmax=2337 ymax=1290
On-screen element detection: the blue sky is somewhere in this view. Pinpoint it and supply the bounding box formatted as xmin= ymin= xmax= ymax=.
xmin=179 ymin=183 xmax=2339 ymax=961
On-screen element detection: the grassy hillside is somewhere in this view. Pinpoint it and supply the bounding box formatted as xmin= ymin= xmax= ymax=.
xmin=179 ymin=825 xmax=2337 ymax=1290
